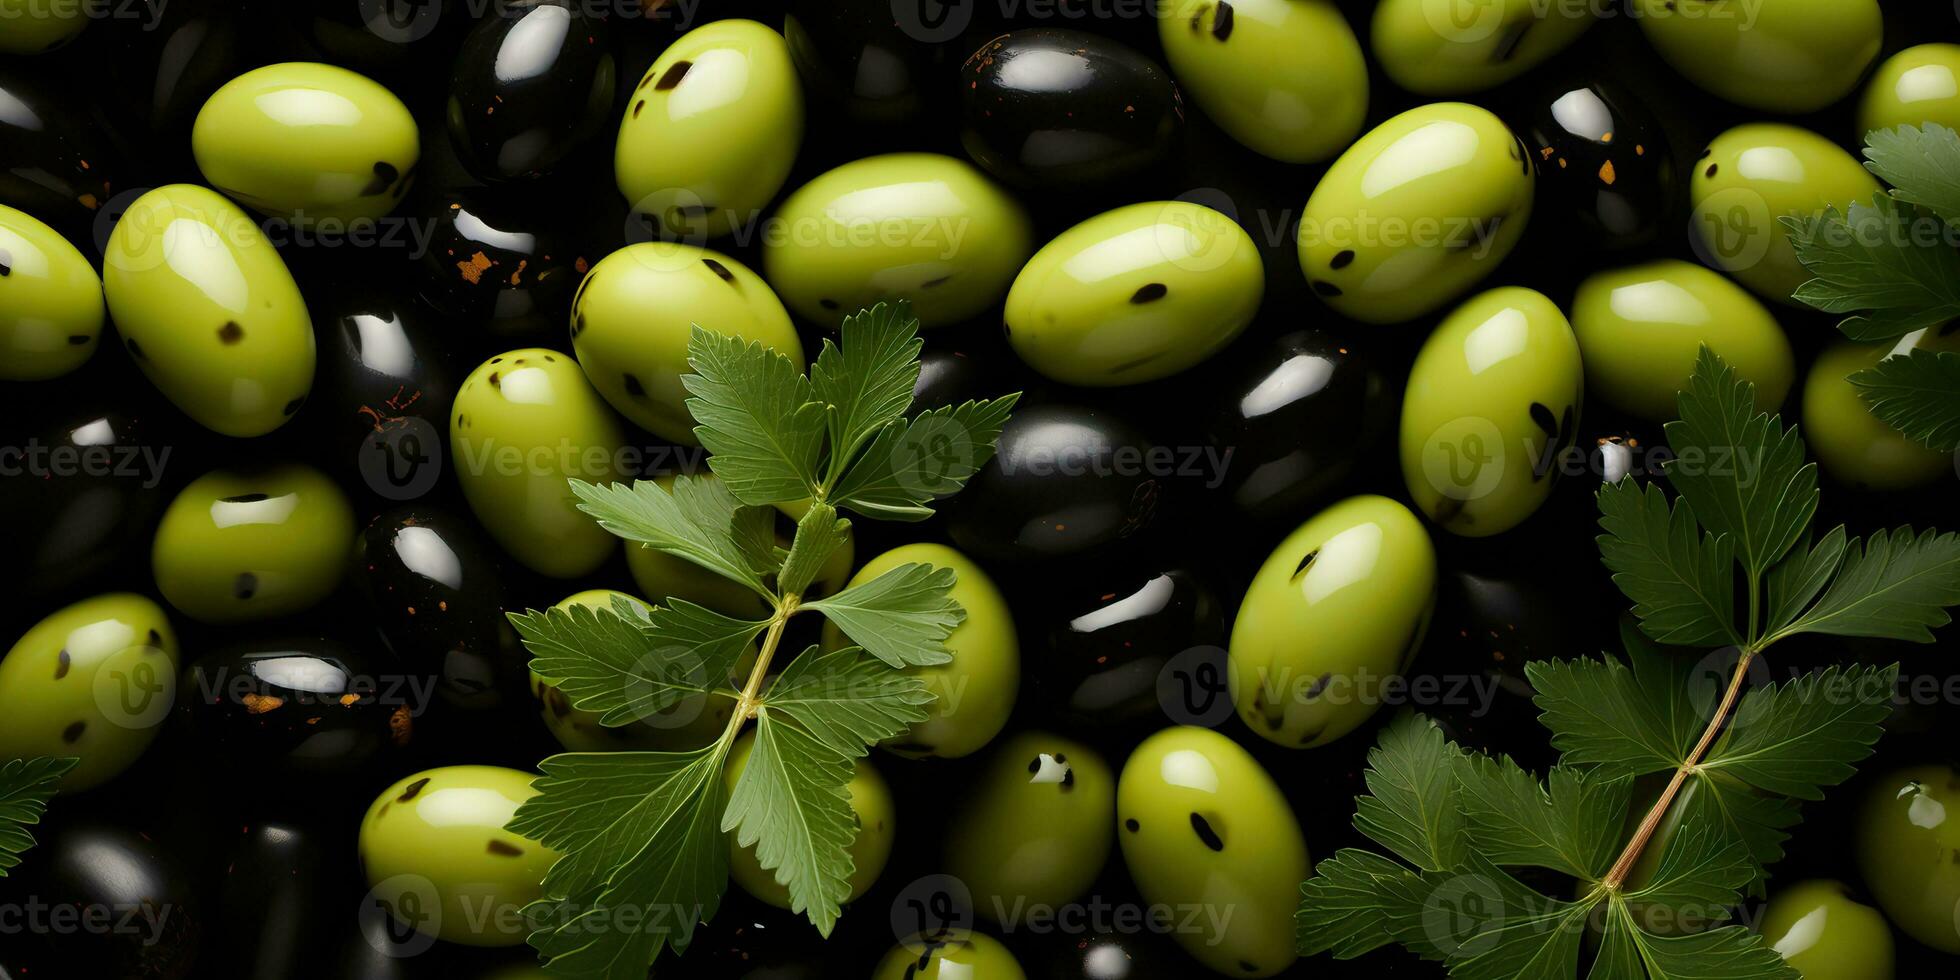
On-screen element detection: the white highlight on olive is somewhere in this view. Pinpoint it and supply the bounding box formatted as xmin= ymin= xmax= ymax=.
xmin=1028 ymin=753 xmax=1071 ymax=785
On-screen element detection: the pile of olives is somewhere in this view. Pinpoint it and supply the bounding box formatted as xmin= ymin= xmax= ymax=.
xmin=1 ymin=2 xmax=1957 ymax=978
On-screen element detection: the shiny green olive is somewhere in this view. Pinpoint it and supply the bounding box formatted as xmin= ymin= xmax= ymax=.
xmin=102 ymin=183 xmax=315 ymax=437
xmin=1157 ymin=0 xmax=1367 ymax=163
xmin=946 ymin=732 xmax=1114 ymax=917
xmin=1371 ymin=0 xmax=1595 ymax=95
xmin=1635 ymin=0 xmax=1881 ymax=113
xmin=451 ymin=348 xmax=626 ymax=578
xmin=151 ymin=464 xmax=355 ymax=624
xmin=192 ymin=62 xmax=418 ymax=224
xmin=1856 ymin=764 xmax=1960 ymax=953
xmin=572 ymin=242 xmax=802 ymax=442
xmin=1804 ymin=334 xmax=1960 ymax=490
xmin=762 ymin=153 xmax=1033 ymax=328
xmin=1115 ymin=726 xmax=1307 ymax=976
xmin=1858 ymin=44 xmax=1960 ymax=138
xmin=0 ymin=594 xmax=177 ymax=791
xmin=0 ymin=0 xmax=87 ymax=54
xmin=824 ymin=543 xmax=1018 ymax=760
xmin=528 ymin=590 xmax=739 ymax=753
xmin=359 ymin=765 xmax=560 ymax=948
xmin=1297 ymin=102 xmax=1534 ymax=324
xmin=626 ymin=477 xmax=853 ymax=616
xmin=725 ymin=729 xmax=895 ymax=907
xmin=874 ymin=932 xmax=1025 ymax=980
xmin=0 ymin=203 xmax=102 ymax=380
xmin=1758 ymin=880 xmax=1895 ymax=979
xmin=1229 ymin=495 xmax=1436 ymax=748
xmin=616 ymin=19 xmax=802 ymax=240
xmin=1688 ymin=124 xmax=1883 ymax=305
xmin=1572 ymin=259 xmax=1793 ymax=421
xmin=1004 ymin=201 xmax=1261 ymax=386
xmin=1399 ymin=287 xmax=1583 ymax=536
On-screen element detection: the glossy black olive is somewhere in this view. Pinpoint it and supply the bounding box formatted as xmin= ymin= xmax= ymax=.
xmin=1515 ymin=79 xmax=1676 ymax=250
xmin=283 ymin=0 xmax=463 ymax=86
xmin=308 ymin=289 xmax=457 ymax=498
xmin=351 ymin=506 xmax=519 ymax=714
xmin=3 ymin=817 xmax=203 ymax=978
xmin=446 ymin=0 xmax=614 ymax=183
xmin=911 ymin=330 xmax=1035 ymax=415
xmin=212 ymin=818 xmax=355 ymax=980
xmin=1032 ymin=929 xmax=1195 ymax=979
xmin=946 ymin=402 xmax=1164 ymax=564
xmin=105 ymin=0 xmax=249 ymax=167
xmin=1203 ymin=328 xmax=1390 ymax=526
xmin=959 ymin=29 xmax=1182 ymax=191
xmin=412 ymin=189 xmax=590 ymax=345
xmin=1036 ymin=566 xmax=1227 ymax=732
xmin=785 ymin=0 xmax=950 ymax=126
xmin=177 ymin=635 xmax=418 ymax=777
xmin=0 ymin=65 xmax=123 ymax=247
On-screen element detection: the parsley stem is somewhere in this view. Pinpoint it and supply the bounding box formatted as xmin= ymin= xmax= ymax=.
xmin=733 ymin=593 xmax=801 ymax=724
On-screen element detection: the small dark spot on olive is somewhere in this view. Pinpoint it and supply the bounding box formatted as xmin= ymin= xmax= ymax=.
xmin=1061 ymin=768 xmax=1075 ymax=791
xmin=655 ymin=61 xmax=692 ymax=90
xmin=921 ymin=274 xmax=952 ymax=288
xmin=234 ymin=573 xmax=258 ymax=599
xmin=632 ymin=100 xmax=645 ymax=118
xmin=124 ymin=337 xmax=145 ymax=360
xmin=146 ymin=629 xmax=161 ymax=646
xmin=1292 ymin=549 xmax=1318 ymax=577
xmin=1305 ymin=672 xmax=1333 ymax=698
xmin=486 ymin=840 xmax=525 ymax=857
xmin=623 ymin=373 xmax=646 ymax=397
xmin=1330 ymin=250 xmax=1354 ymax=270
xmin=1027 ymin=757 xmax=1040 ymax=774
xmin=1239 ymin=961 xmax=1258 ymax=973
xmin=221 ymin=493 xmax=270 ymax=503
xmin=1053 ymin=753 xmax=1066 ymax=763
xmin=217 ymin=321 xmax=244 ymax=344
xmin=1530 ymin=402 xmax=1558 ymax=434
xmin=55 ymin=650 xmax=71 ymax=680
xmin=819 ymin=298 xmax=840 ymax=311
xmin=1211 ymin=1 xmax=1234 ymax=41
xmin=282 ymin=396 xmax=304 ymax=416
xmin=1190 ymin=812 xmax=1223 ymax=851
xmin=62 ymin=721 xmax=86 ymax=743
xmin=703 ymin=258 xmax=734 ymax=281
xmin=0 ymin=247 xmax=10 ymax=276
xmin=1124 ymin=818 xmax=1140 ymax=832
xmin=488 ymin=371 xmax=501 ymax=387
xmin=1310 ymin=280 xmax=1342 ymax=298
xmin=363 ymin=162 xmax=399 ymax=196
xmin=399 ymin=777 xmax=431 ymax=801
xmin=1705 ymin=163 xmax=1718 ymax=178
xmin=68 ymin=334 xmax=90 ymax=345
xmin=1130 ymin=282 xmax=1168 ymax=303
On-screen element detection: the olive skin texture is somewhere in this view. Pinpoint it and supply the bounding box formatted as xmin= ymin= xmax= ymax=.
xmin=213 ymin=819 xmax=349 ymax=980
xmin=1859 ymin=44 xmax=1960 ymax=137
xmin=1297 ymin=103 xmax=1535 ymax=324
xmin=0 ymin=66 xmax=120 ymax=243
xmin=784 ymin=0 xmax=945 ymax=127
xmin=0 ymin=0 xmax=88 ymax=54
xmin=102 ymin=184 xmax=317 ymax=438
xmin=447 ymin=0 xmax=614 ymax=183
xmin=1517 ymin=80 xmax=1676 ymax=251
xmin=1400 ymin=287 xmax=1583 ymax=537
xmin=571 ymin=242 xmax=804 ymax=443
xmin=1037 ymin=565 xmax=1228 ymax=732
xmin=309 ymin=288 xmax=456 ymax=492
xmin=946 ymin=733 xmax=1114 ymax=916
xmin=616 ymin=19 xmax=803 ymax=241
xmin=1229 ymin=495 xmax=1437 ymax=748
xmin=1758 ymin=880 xmax=1895 ymax=979
xmin=763 ymin=153 xmax=1034 ymax=328
xmin=1803 ymin=334 xmax=1960 ymax=490
xmin=1689 ymin=123 xmax=1883 ymax=305
xmin=1004 ymin=201 xmax=1262 ymax=387
xmin=192 ymin=62 xmax=419 ymax=224
xmin=450 ymin=348 xmax=625 ymax=578
xmin=177 ymin=634 xmax=418 ymax=777
xmin=2 ymin=406 xmax=171 ymax=605
xmin=1635 ymin=0 xmax=1881 ymax=113
xmin=1115 ymin=725 xmax=1307 ymax=976
xmin=9 ymin=817 xmax=203 ymax=978
xmin=354 ymin=506 xmax=515 ymax=714
xmin=414 ymin=190 xmax=591 ymax=342
xmin=1372 ymin=0 xmax=1594 ymax=95
xmin=826 ymin=543 xmax=1019 ymax=760
xmin=1856 ymin=764 xmax=1960 ymax=952
xmin=958 ymin=30 xmax=1182 ymax=191
xmin=1029 ymin=930 xmax=1190 ymax=980
xmin=1157 ymin=0 xmax=1367 ymax=164
xmin=0 ymin=203 xmax=103 ymax=380
xmin=1204 ymin=328 xmax=1389 ymax=525
xmin=152 ymin=464 xmax=356 ymax=623
xmin=726 ymin=730 xmax=896 ymax=907
xmin=359 ymin=765 xmax=561 ymax=948
xmin=530 ymin=589 xmax=737 ymax=752
xmin=1572 ymin=260 xmax=1794 ymax=422
xmin=875 ymin=933 xmax=1026 ymax=980
xmin=946 ymin=403 xmax=1162 ymax=564
xmin=0 ymin=593 xmax=178 ymax=791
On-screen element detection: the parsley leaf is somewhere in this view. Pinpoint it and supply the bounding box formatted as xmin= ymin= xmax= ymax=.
xmin=1675 ymin=771 xmax=1800 ymax=895
xmin=1783 ymin=195 xmax=1960 ymax=340
xmin=1296 ymin=849 xmax=1443 ymax=961
xmin=1701 ymin=663 xmax=1896 ymax=799
xmin=1848 ymin=346 xmax=1960 ymax=452
xmin=1526 ymin=625 xmax=1701 ymax=778
xmin=1456 ymin=758 xmax=1631 ymax=880
xmin=511 ymin=600 xmax=764 ymax=726
xmin=1352 ymin=714 xmax=1468 ymax=872
xmin=1596 ymin=479 xmax=1741 ymax=647
xmin=1862 ymin=122 xmax=1960 ymax=219
xmin=721 ymin=712 xmax=858 ymax=934
xmin=683 ymin=328 xmax=827 ymax=505
xmin=801 ymin=563 xmax=964 ymax=668
xmin=779 ymin=502 xmax=850 ymax=597
xmin=1625 ymin=827 xmax=1754 ymax=919
xmin=0 ymin=756 xmax=75 ymax=876
xmin=1769 ymin=527 xmax=1960 ymax=642
xmin=831 ymin=396 xmax=1020 ymax=521
xmin=571 ymin=476 xmax=776 ymax=599
xmin=1763 ymin=526 xmax=1849 ymax=635
xmin=810 ymin=301 xmax=924 ymax=476
xmin=762 ymin=646 xmax=933 ymax=757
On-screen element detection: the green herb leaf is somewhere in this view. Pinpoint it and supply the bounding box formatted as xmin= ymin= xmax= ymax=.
xmin=1621 ymin=922 xmax=1798 ymax=980
xmin=811 ymin=301 xmax=924 ymax=475
xmin=1770 ymin=526 xmax=1960 ymax=642
xmin=1701 ymin=663 xmax=1896 ymax=799
xmin=1676 ymin=770 xmax=1801 ymax=895
xmin=1849 ymin=346 xmax=1960 ymax=452
xmin=801 ymin=562 xmax=963 ymax=668
xmin=683 ymin=327 xmax=827 ymax=506
xmin=831 ymin=396 xmax=1020 ymax=522
xmin=1763 ymin=525 xmax=1849 ymax=635
xmin=721 ymin=711 xmax=858 ymax=935
xmin=1352 ymin=714 xmax=1468 ymax=873
xmin=0 ymin=756 xmax=75 ymax=876
xmin=1862 ymin=122 xmax=1960 ymax=220
xmin=1526 ymin=625 xmax=1702 ymax=779
xmin=762 ymin=646 xmax=933 ymax=758
xmin=571 ymin=476 xmax=776 ymax=599
xmin=510 ymin=600 xmax=765 ymax=726
xmin=1784 ymin=195 xmax=1960 ymax=340
xmin=779 ymin=502 xmax=850 ymax=597
xmin=1455 ymin=757 xmax=1631 ymax=880
xmin=1596 ymin=479 xmax=1741 ymax=647
xmin=1295 ymin=849 xmax=1444 ymax=961
xmin=1624 ymin=827 xmax=1754 ymax=920
xmin=1443 ymin=859 xmax=1596 ymax=980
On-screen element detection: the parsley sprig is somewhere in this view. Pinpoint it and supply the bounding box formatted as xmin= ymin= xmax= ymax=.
xmin=1298 ymin=350 xmax=1960 ymax=978
xmin=503 ymin=303 xmax=1017 ymax=978
xmin=0 ymin=756 xmax=75 ymax=876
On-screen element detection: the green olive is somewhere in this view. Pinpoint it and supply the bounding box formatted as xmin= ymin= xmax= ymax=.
xmin=762 ymin=153 xmax=1033 ymax=328
xmin=0 ymin=593 xmax=178 ymax=791
xmin=192 ymin=62 xmax=418 ymax=224
xmin=1156 ymin=0 xmax=1367 ymax=163
xmin=1229 ymin=495 xmax=1436 ymax=748
xmin=1297 ymin=103 xmax=1534 ymax=324
xmin=874 ymin=932 xmax=1025 ymax=980
xmin=616 ymin=19 xmax=802 ymax=241
xmin=1803 ymin=333 xmax=1960 ymax=490
xmin=725 ymin=729 xmax=895 ymax=908
xmin=572 ymin=242 xmax=802 ymax=442
xmin=0 ymin=203 xmax=102 ymax=380
xmin=1758 ymin=880 xmax=1895 ymax=979
xmin=1371 ymin=0 xmax=1595 ymax=95
xmin=1688 ymin=123 xmax=1883 ymax=305
xmin=1003 ymin=201 xmax=1262 ymax=386
xmin=102 ymin=184 xmax=315 ymax=437
xmin=626 ymin=477 xmax=853 ymax=616
xmin=1399 ymin=287 xmax=1583 ymax=536
xmin=151 ymin=464 xmax=354 ymax=624
xmin=451 ymin=348 xmax=626 ymax=578
xmin=1859 ymin=44 xmax=1960 ymax=138
xmin=823 ymin=543 xmax=1018 ymax=760
xmin=528 ymin=589 xmax=739 ymax=753
xmin=1856 ymin=764 xmax=1960 ymax=953
xmin=359 ymin=765 xmax=560 ymax=948
xmin=0 ymin=0 xmax=87 ymax=54
xmin=1635 ymin=0 xmax=1881 ymax=113
xmin=1115 ymin=726 xmax=1307 ymax=976
xmin=946 ymin=732 xmax=1114 ymax=918
xmin=1572 ymin=259 xmax=1793 ymax=421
